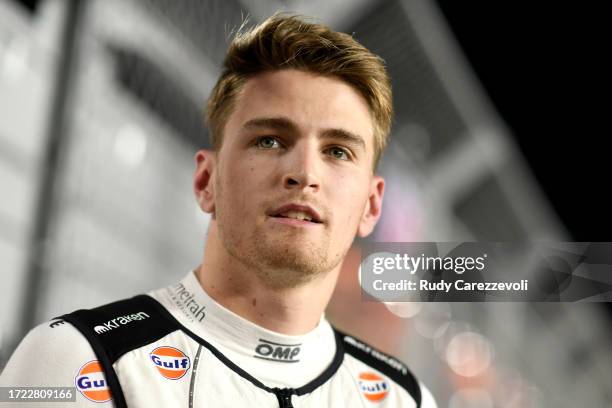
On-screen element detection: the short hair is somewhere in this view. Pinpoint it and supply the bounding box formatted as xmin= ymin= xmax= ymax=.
xmin=205 ymin=13 xmax=393 ymax=170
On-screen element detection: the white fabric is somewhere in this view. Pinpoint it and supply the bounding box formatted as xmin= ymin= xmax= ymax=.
xmin=151 ymin=270 xmax=337 ymax=388
xmin=0 ymin=271 xmax=437 ymax=407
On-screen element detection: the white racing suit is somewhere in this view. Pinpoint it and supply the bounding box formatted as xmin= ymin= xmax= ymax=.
xmin=1 ymin=271 xmax=436 ymax=407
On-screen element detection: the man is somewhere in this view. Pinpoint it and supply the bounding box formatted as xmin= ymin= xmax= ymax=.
xmin=1 ymin=14 xmax=436 ymax=407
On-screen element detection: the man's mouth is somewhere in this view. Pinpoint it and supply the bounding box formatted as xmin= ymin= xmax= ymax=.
xmin=273 ymin=210 xmax=320 ymax=223
xmin=268 ymin=204 xmax=323 ymax=224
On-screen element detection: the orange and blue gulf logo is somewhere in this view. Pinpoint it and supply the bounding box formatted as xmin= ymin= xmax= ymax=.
xmin=358 ymin=371 xmax=390 ymax=402
xmin=150 ymin=346 xmax=191 ymax=380
xmin=74 ymin=360 xmax=112 ymax=403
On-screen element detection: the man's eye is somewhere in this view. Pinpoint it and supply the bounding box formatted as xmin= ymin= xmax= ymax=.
xmin=256 ymin=136 xmax=280 ymax=149
xmin=327 ymin=146 xmax=350 ymax=161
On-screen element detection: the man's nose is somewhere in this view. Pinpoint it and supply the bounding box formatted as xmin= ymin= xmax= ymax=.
xmin=282 ymin=142 xmax=321 ymax=192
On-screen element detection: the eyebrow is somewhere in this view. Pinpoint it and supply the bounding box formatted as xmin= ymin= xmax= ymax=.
xmin=241 ymin=117 xmax=366 ymax=151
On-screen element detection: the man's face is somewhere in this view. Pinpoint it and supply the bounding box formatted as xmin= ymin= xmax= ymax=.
xmin=202 ymin=69 xmax=384 ymax=288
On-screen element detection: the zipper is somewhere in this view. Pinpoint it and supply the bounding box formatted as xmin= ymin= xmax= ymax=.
xmin=274 ymin=388 xmax=295 ymax=408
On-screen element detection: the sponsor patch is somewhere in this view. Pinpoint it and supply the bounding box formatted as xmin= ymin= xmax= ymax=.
xmin=359 ymin=371 xmax=389 ymax=402
xmin=93 ymin=311 xmax=150 ymax=334
xmin=166 ymin=283 xmax=206 ymax=323
xmin=344 ymin=335 xmax=408 ymax=375
xmin=150 ymin=346 xmax=191 ymax=380
xmin=254 ymin=339 xmax=301 ymax=363
xmin=75 ymin=360 xmax=112 ymax=403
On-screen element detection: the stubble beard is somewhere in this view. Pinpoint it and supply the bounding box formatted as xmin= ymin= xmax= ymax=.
xmin=214 ymin=181 xmax=347 ymax=290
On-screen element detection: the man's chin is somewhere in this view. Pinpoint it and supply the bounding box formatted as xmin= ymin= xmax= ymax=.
xmin=261 ymin=246 xmax=325 ymax=271
xmin=254 ymin=241 xmax=330 ymax=279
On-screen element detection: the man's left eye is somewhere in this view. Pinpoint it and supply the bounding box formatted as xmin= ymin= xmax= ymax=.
xmin=327 ymin=147 xmax=350 ymax=160
xmin=256 ymin=136 xmax=280 ymax=149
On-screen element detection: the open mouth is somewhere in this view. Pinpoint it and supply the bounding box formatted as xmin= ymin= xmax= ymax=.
xmin=271 ymin=211 xmax=323 ymax=224
xmin=268 ymin=204 xmax=324 ymax=224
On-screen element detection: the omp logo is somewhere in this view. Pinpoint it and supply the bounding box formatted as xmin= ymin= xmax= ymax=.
xmin=150 ymin=346 xmax=191 ymax=380
xmin=74 ymin=360 xmax=112 ymax=403
xmin=93 ymin=312 xmax=150 ymax=334
xmin=254 ymin=339 xmax=301 ymax=363
xmin=358 ymin=372 xmax=389 ymax=402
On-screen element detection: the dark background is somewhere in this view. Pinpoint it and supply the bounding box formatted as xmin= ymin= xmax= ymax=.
xmin=436 ymin=1 xmax=608 ymax=241
xmin=19 ymin=0 xmax=608 ymax=241
xmin=18 ymin=0 xmax=609 ymax=240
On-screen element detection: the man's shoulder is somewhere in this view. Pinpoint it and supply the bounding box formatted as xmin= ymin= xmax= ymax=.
xmin=334 ymin=328 xmax=427 ymax=407
xmin=56 ymin=294 xmax=182 ymax=362
xmin=0 ymin=318 xmax=96 ymax=387
xmin=1 ymin=295 xmax=177 ymax=385
xmin=4 ymin=294 xmax=179 ymax=372
xmin=8 ymin=316 xmax=93 ymax=357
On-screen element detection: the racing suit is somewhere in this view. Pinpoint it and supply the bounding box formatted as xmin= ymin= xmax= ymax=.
xmin=1 ymin=271 xmax=437 ymax=407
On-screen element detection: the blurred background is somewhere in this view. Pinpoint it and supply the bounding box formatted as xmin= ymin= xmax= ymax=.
xmin=0 ymin=0 xmax=609 ymax=407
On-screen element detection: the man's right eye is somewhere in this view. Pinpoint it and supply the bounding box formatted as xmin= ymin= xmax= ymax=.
xmin=255 ymin=136 xmax=281 ymax=149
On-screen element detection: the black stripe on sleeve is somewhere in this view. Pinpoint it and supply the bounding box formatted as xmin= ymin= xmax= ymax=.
xmin=59 ymin=294 xmax=182 ymax=408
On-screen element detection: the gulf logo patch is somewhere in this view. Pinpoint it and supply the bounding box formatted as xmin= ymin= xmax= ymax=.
xmin=358 ymin=371 xmax=390 ymax=402
xmin=74 ymin=360 xmax=112 ymax=403
xmin=150 ymin=346 xmax=191 ymax=380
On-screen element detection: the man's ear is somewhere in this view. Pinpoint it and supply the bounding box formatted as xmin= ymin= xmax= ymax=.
xmin=194 ymin=149 xmax=216 ymax=214
xmin=357 ymin=175 xmax=385 ymax=238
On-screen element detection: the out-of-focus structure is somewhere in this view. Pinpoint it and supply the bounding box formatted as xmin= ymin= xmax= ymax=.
xmin=0 ymin=0 xmax=610 ymax=406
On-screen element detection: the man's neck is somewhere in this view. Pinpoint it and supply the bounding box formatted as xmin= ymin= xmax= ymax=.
xmin=196 ymin=226 xmax=341 ymax=336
